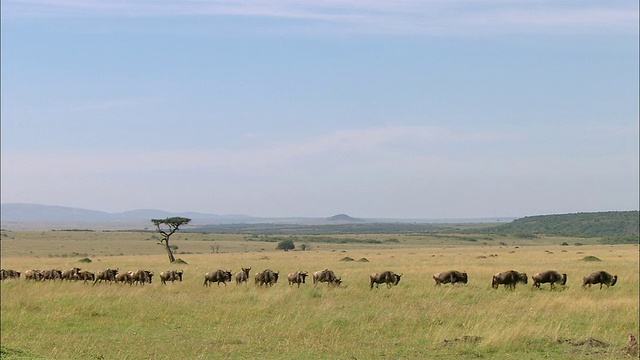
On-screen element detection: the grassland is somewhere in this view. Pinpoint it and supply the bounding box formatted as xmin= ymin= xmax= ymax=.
xmin=1 ymin=230 xmax=638 ymax=359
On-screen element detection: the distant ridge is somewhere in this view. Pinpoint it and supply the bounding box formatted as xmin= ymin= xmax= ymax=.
xmin=0 ymin=203 xmax=256 ymax=223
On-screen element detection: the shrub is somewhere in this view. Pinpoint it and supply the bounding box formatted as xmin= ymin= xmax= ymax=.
xmin=78 ymin=257 xmax=92 ymax=263
xmin=580 ymin=256 xmax=601 ymax=262
xmin=276 ymin=239 xmax=295 ymax=251
xmin=173 ymin=258 xmax=188 ymax=264
xmin=339 ymin=257 xmax=354 ymax=262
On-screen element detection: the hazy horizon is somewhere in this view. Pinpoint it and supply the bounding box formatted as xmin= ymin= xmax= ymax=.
xmin=2 ymin=1 xmax=638 ymax=219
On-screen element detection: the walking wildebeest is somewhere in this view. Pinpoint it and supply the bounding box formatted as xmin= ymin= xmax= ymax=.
xmin=0 ymin=269 xmax=20 ymax=280
xmin=203 ymin=269 xmax=232 ymax=287
xmin=24 ymin=269 xmax=43 ymax=282
xmin=531 ymin=270 xmax=567 ymax=290
xmin=76 ymin=270 xmax=95 ymax=284
xmin=115 ymin=271 xmax=133 ymax=285
xmin=42 ymin=269 xmax=63 ymax=281
xmin=492 ymin=270 xmax=528 ymax=289
xmin=129 ymin=270 xmax=154 ymax=285
xmin=582 ymin=270 xmax=617 ymax=289
xmin=159 ymin=270 xmax=183 ymax=285
xmin=287 ymin=271 xmax=308 ymax=288
xmin=433 ymin=270 xmax=468 ymax=286
xmin=235 ymin=267 xmax=251 ymax=285
xmin=313 ymin=269 xmax=342 ymax=287
xmin=92 ymin=268 xmax=119 ymax=286
xmin=370 ymin=271 xmax=402 ymax=289
xmin=255 ymin=269 xmax=279 ymax=287
xmin=60 ymin=267 xmax=81 ymax=281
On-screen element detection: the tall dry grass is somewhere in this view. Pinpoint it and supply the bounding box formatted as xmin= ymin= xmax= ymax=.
xmin=1 ymin=233 xmax=638 ymax=359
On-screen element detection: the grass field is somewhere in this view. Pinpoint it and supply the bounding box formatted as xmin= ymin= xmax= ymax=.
xmin=1 ymin=230 xmax=638 ymax=359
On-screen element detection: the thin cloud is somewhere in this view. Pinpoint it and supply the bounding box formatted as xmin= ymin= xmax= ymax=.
xmin=3 ymin=1 xmax=636 ymax=35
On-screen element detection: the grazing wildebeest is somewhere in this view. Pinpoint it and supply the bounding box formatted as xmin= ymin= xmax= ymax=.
xmin=76 ymin=270 xmax=95 ymax=284
xmin=42 ymin=269 xmax=63 ymax=281
xmin=203 ymin=269 xmax=233 ymax=287
xmin=255 ymin=269 xmax=279 ymax=287
xmin=582 ymin=270 xmax=617 ymax=289
xmin=287 ymin=271 xmax=308 ymax=288
xmin=531 ymin=270 xmax=567 ymax=290
xmin=61 ymin=267 xmax=82 ymax=281
xmin=433 ymin=270 xmax=468 ymax=286
xmin=313 ymin=269 xmax=342 ymax=287
xmin=492 ymin=270 xmax=528 ymax=289
xmin=25 ymin=269 xmax=43 ymax=282
xmin=370 ymin=271 xmax=402 ymax=289
xmin=92 ymin=268 xmax=119 ymax=286
xmin=235 ymin=267 xmax=251 ymax=285
xmin=159 ymin=270 xmax=183 ymax=285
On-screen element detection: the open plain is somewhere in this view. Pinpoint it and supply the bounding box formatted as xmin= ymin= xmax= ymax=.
xmin=1 ymin=229 xmax=638 ymax=359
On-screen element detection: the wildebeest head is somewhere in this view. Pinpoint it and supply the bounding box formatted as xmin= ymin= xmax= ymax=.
xmin=393 ymin=273 xmax=402 ymax=286
xmin=518 ymin=273 xmax=528 ymax=284
xmin=610 ymin=275 xmax=618 ymax=287
xmin=300 ymin=272 xmax=308 ymax=283
xmin=559 ymin=273 xmax=567 ymax=286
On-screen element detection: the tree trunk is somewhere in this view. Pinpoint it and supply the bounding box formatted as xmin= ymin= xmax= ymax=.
xmin=164 ymin=239 xmax=176 ymax=263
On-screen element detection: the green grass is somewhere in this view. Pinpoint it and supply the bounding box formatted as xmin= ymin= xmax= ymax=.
xmin=1 ymin=231 xmax=638 ymax=359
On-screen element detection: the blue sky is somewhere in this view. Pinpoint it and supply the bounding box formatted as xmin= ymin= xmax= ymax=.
xmin=1 ymin=1 xmax=638 ymax=219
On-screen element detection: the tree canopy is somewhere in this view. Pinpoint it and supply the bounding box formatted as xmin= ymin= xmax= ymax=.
xmin=152 ymin=217 xmax=191 ymax=263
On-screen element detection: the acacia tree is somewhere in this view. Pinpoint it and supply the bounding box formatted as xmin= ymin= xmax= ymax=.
xmin=151 ymin=217 xmax=191 ymax=263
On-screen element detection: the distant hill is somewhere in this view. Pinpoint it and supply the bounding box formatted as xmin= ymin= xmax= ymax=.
xmin=490 ymin=211 xmax=639 ymax=241
xmin=0 ymin=203 xmax=256 ymax=223
xmin=327 ymin=214 xmax=364 ymax=222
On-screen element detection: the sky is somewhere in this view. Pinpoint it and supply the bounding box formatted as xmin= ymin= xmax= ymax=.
xmin=1 ymin=1 xmax=639 ymax=219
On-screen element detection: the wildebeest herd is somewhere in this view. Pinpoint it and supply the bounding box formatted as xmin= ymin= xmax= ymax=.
xmin=0 ymin=267 xmax=619 ymax=290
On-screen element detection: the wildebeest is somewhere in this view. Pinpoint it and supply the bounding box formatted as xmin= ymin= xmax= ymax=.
xmin=531 ymin=270 xmax=567 ymax=290
xmin=76 ymin=270 xmax=95 ymax=284
xmin=60 ymin=267 xmax=81 ymax=281
xmin=159 ymin=270 xmax=183 ymax=285
xmin=203 ymin=269 xmax=233 ymax=287
xmin=235 ymin=267 xmax=251 ymax=285
xmin=129 ymin=270 xmax=154 ymax=285
xmin=313 ymin=269 xmax=342 ymax=287
xmin=433 ymin=270 xmax=468 ymax=286
xmin=492 ymin=270 xmax=528 ymax=289
xmin=370 ymin=271 xmax=402 ymax=289
xmin=287 ymin=271 xmax=308 ymax=288
xmin=582 ymin=270 xmax=617 ymax=289
xmin=92 ymin=268 xmax=119 ymax=286
xmin=24 ymin=269 xmax=43 ymax=282
xmin=42 ymin=269 xmax=63 ymax=281
xmin=255 ymin=269 xmax=279 ymax=287
xmin=115 ymin=271 xmax=133 ymax=285
xmin=0 ymin=269 xmax=21 ymax=280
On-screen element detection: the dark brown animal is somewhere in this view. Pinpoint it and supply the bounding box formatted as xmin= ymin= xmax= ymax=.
xmin=203 ymin=269 xmax=232 ymax=287
xmin=92 ymin=268 xmax=119 ymax=286
xmin=531 ymin=270 xmax=566 ymax=290
xmin=255 ymin=269 xmax=279 ymax=287
xmin=76 ymin=271 xmax=95 ymax=284
xmin=492 ymin=270 xmax=528 ymax=289
xmin=582 ymin=270 xmax=617 ymax=289
xmin=61 ymin=267 xmax=82 ymax=281
xmin=25 ymin=269 xmax=43 ymax=281
xmin=235 ymin=267 xmax=251 ymax=285
xmin=287 ymin=271 xmax=308 ymax=288
xmin=433 ymin=270 xmax=468 ymax=286
xmin=370 ymin=271 xmax=402 ymax=289
xmin=159 ymin=270 xmax=183 ymax=285
xmin=313 ymin=269 xmax=341 ymax=287
xmin=42 ymin=269 xmax=63 ymax=281
xmin=0 ymin=269 xmax=21 ymax=280
xmin=115 ymin=272 xmax=133 ymax=285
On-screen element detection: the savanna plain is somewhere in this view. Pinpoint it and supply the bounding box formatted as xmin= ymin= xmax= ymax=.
xmin=1 ymin=229 xmax=638 ymax=359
